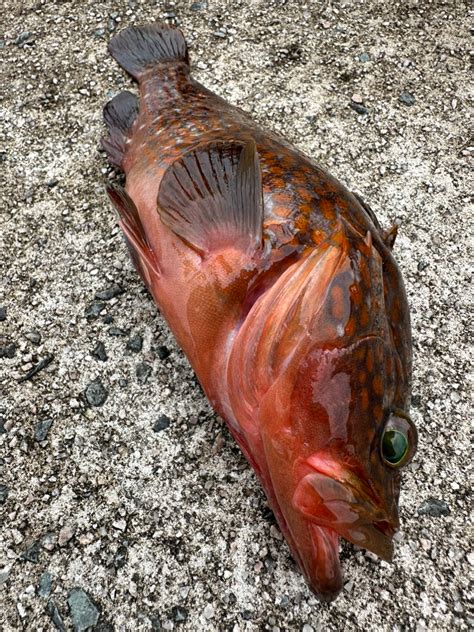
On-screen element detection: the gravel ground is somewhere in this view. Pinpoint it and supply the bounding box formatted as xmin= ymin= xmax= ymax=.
xmin=1 ymin=1 xmax=472 ymax=630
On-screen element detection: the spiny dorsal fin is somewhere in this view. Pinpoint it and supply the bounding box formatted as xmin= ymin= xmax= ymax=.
xmin=101 ymin=91 xmax=138 ymax=167
xmin=157 ymin=139 xmax=264 ymax=256
xmin=106 ymin=185 xmax=159 ymax=283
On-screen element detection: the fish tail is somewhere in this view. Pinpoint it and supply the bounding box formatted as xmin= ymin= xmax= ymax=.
xmin=108 ymin=23 xmax=189 ymax=81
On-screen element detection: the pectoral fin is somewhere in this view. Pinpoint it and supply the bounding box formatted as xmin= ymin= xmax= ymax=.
xmin=157 ymin=139 xmax=264 ymax=256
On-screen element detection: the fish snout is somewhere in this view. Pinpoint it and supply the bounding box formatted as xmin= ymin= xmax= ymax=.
xmin=292 ymin=452 xmax=399 ymax=562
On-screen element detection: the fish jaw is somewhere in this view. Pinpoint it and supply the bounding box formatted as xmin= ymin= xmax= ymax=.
xmin=292 ymin=451 xmax=398 ymax=563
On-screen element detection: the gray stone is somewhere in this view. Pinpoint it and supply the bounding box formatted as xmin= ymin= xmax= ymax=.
xmin=84 ymin=379 xmax=108 ymax=407
xmin=67 ymin=588 xmax=101 ymax=631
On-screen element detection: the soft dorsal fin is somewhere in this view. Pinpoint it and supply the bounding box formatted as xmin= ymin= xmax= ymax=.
xmin=157 ymin=140 xmax=264 ymax=255
xmin=101 ymin=91 xmax=139 ymax=167
xmin=106 ymin=185 xmax=159 ymax=284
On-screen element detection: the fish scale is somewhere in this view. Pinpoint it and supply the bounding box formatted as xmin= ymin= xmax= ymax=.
xmin=101 ymin=22 xmax=416 ymax=600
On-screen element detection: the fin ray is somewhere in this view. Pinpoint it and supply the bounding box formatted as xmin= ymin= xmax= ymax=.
xmin=108 ymin=23 xmax=188 ymax=81
xmin=157 ymin=140 xmax=264 ymax=255
xmin=101 ymin=90 xmax=138 ymax=167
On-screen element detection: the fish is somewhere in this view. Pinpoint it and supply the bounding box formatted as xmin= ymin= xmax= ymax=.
xmin=101 ymin=22 xmax=418 ymax=600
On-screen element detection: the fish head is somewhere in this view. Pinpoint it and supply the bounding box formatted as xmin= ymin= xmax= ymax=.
xmin=261 ymin=335 xmax=417 ymax=599
xmin=253 ymin=239 xmax=416 ymax=599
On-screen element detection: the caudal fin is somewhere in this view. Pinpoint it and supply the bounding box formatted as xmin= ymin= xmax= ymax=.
xmin=108 ymin=23 xmax=189 ymax=81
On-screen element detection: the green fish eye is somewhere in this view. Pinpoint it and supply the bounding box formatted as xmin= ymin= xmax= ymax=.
xmin=382 ymin=429 xmax=408 ymax=465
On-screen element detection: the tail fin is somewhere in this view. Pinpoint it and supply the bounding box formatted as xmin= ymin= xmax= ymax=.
xmin=108 ymin=23 xmax=189 ymax=81
xmin=101 ymin=90 xmax=138 ymax=167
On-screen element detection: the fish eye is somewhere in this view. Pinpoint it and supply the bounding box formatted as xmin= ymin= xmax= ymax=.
xmin=381 ymin=411 xmax=417 ymax=468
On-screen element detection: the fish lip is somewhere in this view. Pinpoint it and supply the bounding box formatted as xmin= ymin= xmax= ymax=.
xmin=298 ymin=452 xmax=398 ymax=561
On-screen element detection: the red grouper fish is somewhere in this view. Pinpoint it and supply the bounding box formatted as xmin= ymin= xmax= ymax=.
xmin=101 ymin=23 xmax=418 ymax=600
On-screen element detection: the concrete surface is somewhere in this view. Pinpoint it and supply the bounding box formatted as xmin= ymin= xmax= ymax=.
xmin=1 ymin=1 xmax=472 ymax=630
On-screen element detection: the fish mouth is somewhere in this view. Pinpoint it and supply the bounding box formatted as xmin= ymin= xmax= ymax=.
xmin=293 ymin=451 xmax=399 ymax=564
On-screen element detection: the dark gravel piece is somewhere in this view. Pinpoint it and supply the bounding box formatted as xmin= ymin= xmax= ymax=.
xmin=84 ymin=379 xmax=108 ymax=407
xmin=47 ymin=178 xmax=59 ymax=188
xmin=0 ymin=306 xmax=6 ymax=321
xmin=15 ymin=31 xmax=35 ymax=47
xmin=172 ymin=606 xmax=188 ymax=623
xmin=67 ymin=588 xmax=101 ymax=632
xmin=0 ymin=484 xmax=9 ymax=503
xmin=418 ymin=498 xmax=450 ymax=517
xmin=95 ymin=284 xmax=124 ymax=301
xmin=38 ymin=570 xmax=52 ymax=598
xmin=18 ymin=354 xmax=54 ymax=382
xmin=191 ymin=1 xmax=208 ymax=9
xmin=46 ymin=599 xmax=66 ymax=632
xmin=136 ymin=362 xmax=152 ymax=384
xmin=350 ymin=102 xmax=369 ymax=115
xmin=21 ymin=540 xmax=41 ymax=563
xmin=241 ymin=609 xmax=254 ymax=620
xmin=24 ymin=330 xmax=42 ymax=344
xmin=153 ymin=415 xmax=171 ymax=432
xmin=94 ymin=624 xmax=114 ymax=632
xmin=0 ymin=342 xmax=16 ymax=358
xmin=84 ymin=300 xmax=105 ymax=321
xmin=113 ymin=544 xmax=128 ymax=569
xmin=126 ymin=334 xmax=143 ymax=353
xmin=92 ymin=341 xmax=107 ymax=361
xmin=153 ymin=414 xmax=171 ymax=432
xmin=108 ymin=326 xmax=128 ymax=337
xmin=35 ymin=418 xmax=53 ymax=442
xmin=0 ymin=418 xmax=6 ymax=434
xmin=157 ymin=345 xmax=170 ymax=360
xmin=149 ymin=614 xmax=162 ymax=631
xmin=399 ymin=90 xmax=416 ymax=106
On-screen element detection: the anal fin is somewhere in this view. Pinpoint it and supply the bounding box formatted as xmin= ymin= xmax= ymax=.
xmin=157 ymin=139 xmax=264 ymax=256
xmin=106 ymin=185 xmax=159 ymax=287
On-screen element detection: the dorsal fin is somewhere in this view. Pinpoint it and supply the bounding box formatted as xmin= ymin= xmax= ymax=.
xmin=101 ymin=91 xmax=139 ymax=167
xmin=157 ymin=140 xmax=264 ymax=256
xmin=106 ymin=185 xmax=159 ymax=285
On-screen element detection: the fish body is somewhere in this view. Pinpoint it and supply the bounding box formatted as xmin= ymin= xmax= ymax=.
xmin=102 ymin=23 xmax=417 ymax=600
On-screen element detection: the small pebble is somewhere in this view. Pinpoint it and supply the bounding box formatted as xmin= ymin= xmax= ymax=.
xmin=58 ymin=524 xmax=75 ymax=546
xmin=21 ymin=540 xmax=41 ymax=563
xmin=108 ymin=326 xmax=128 ymax=337
xmin=24 ymin=330 xmax=41 ymax=344
xmin=172 ymin=606 xmax=188 ymax=623
xmin=84 ymin=301 xmax=105 ymax=321
xmin=203 ymin=603 xmax=215 ymax=619
xmin=47 ymin=600 xmax=66 ymax=632
xmin=191 ymin=1 xmax=208 ymax=10
xmin=38 ymin=571 xmax=52 ymax=598
xmin=136 ymin=362 xmax=152 ymax=384
xmin=95 ymin=284 xmax=124 ymax=301
xmin=350 ymin=102 xmax=369 ymax=115
xmin=113 ymin=545 xmax=128 ymax=569
xmin=34 ymin=418 xmax=53 ymax=442
xmin=157 ymin=345 xmax=170 ymax=360
xmin=92 ymin=342 xmax=107 ymax=362
xmin=0 ymin=342 xmax=16 ymax=358
xmin=153 ymin=414 xmax=171 ymax=432
xmin=126 ymin=334 xmax=143 ymax=353
xmin=418 ymin=498 xmax=450 ymax=517
xmin=359 ymin=52 xmax=370 ymax=62
xmin=0 ymin=484 xmax=9 ymax=503
xmin=351 ymin=93 xmax=363 ymax=104
xmin=0 ymin=306 xmax=6 ymax=321
xmin=84 ymin=379 xmax=108 ymax=407
xmin=67 ymin=588 xmax=101 ymax=632
xmin=399 ymin=91 xmax=416 ymax=106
